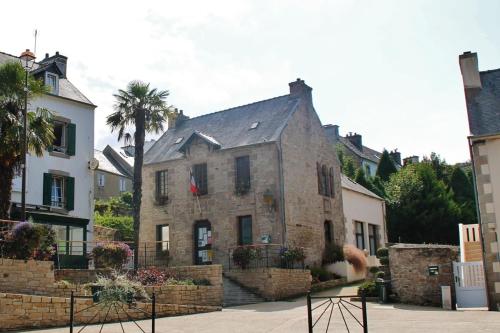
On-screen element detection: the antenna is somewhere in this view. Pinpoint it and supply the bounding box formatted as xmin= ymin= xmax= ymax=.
xmin=33 ymin=29 xmax=38 ymax=54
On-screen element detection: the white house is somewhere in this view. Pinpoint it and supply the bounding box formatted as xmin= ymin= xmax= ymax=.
xmin=1 ymin=50 xmax=96 ymax=268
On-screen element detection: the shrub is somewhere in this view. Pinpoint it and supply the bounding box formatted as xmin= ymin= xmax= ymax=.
xmin=376 ymin=247 xmax=388 ymax=259
xmin=323 ymin=243 xmax=344 ymax=264
xmin=358 ymin=280 xmax=378 ymax=297
xmin=89 ymin=271 xmax=148 ymax=305
xmin=92 ymin=242 xmax=132 ymax=269
xmin=33 ymin=224 xmax=56 ymax=261
xmin=375 ymin=271 xmax=385 ymax=279
xmin=232 ymin=247 xmax=257 ymax=269
xmin=310 ymin=266 xmax=338 ymax=283
xmin=3 ymin=222 xmax=41 ymax=259
xmin=379 ymin=256 xmax=389 ymax=266
xmin=193 ymin=278 xmax=211 ymax=286
xmin=369 ymin=266 xmax=380 ymax=274
xmin=280 ymin=246 xmax=306 ymax=267
xmin=343 ymin=244 xmax=367 ymax=273
xmin=135 ymin=268 xmax=166 ymax=286
xmin=94 ymin=213 xmax=134 ymax=241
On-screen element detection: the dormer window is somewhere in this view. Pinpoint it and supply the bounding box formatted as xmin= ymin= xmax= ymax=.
xmin=45 ymin=72 xmax=59 ymax=94
xmin=175 ymin=137 xmax=183 ymax=144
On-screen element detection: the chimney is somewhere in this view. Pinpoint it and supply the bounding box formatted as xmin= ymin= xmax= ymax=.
xmin=289 ymin=78 xmax=312 ymax=102
xmin=40 ymin=51 xmax=68 ymax=78
xmin=403 ymin=155 xmax=419 ymax=166
xmin=323 ymin=124 xmax=340 ymax=141
xmin=346 ymin=132 xmax=362 ymax=150
xmin=389 ymin=149 xmax=402 ymax=166
xmin=459 ymin=51 xmax=482 ymax=89
xmin=168 ymin=109 xmax=190 ymax=130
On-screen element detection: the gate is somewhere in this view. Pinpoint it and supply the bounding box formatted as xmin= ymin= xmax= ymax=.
xmin=306 ymin=291 xmax=367 ymax=333
xmin=453 ymin=261 xmax=487 ymax=308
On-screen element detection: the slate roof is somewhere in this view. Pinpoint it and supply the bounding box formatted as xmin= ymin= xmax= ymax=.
xmin=0 ymin=51 xmax=94 ymax=106
xmin=95 ymin=146 xmax=133 ymax=177
xmin=323 ymin=127 xmax=381 ymax=164
xmin=341 ymin=174 xmax=383 ymax=200
xmin=466 ymin=68 xmax=500 ymax=136
xmin=94 ymin=149 xmax=125 ymax=176
xmin=145 ymin=95 xmax=300 ymax=165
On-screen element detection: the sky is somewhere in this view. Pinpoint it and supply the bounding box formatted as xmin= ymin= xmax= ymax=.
xmin=1 ymin=0 xmax=499 ymax=163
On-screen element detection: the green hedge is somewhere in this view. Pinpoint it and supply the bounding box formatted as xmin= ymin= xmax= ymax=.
xmin=94 ymin=213 xmax=133 ymax=241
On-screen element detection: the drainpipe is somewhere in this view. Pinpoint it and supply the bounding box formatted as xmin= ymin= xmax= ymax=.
xmin=468 ymin=137 xmax=493 ymax=310
xmin=277 ymin=140 xmax=287 ymax=246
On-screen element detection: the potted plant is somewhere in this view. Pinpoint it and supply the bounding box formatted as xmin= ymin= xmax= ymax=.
xmin=86 ymin=272 xmax=148 ymax=304
xmin=232 ymin=246 xmax=257 ymax=269
xmin=92 ymin=242 xmax=132 ymax=269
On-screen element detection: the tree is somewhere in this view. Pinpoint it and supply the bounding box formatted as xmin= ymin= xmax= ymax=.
xmin=385 ymin=163 xmax=461 ymax=244
xmin=376 ymin=149 xmax=397 ymax=181
xmin=354 ymin=167 xmax=370 ymax=189
xmin=107 ymin=81 xmax=171 ymax=270
xmin=336 ymin=144 xmax=356 ymax=178
xmin=450 ymin=166 xmax=477 ymax=225
xmin=0 ymin=62 xmax=54 ymax=218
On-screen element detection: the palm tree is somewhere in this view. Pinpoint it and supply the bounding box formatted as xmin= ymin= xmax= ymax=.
xmin=0 ymin=62 xmax=54 ymax=218
xmin=107 ymin=81 xmax=171 ymax=270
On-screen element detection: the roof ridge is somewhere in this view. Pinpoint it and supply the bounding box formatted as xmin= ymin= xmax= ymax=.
xmin=480 ymin=68 xmax=500 ymax=74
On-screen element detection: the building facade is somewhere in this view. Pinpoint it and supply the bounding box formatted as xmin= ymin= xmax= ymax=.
xmin=140 ymin=79 xmax=345 ymax=267
xmin=2 ymin=50 xmax=96 ymax=268
xmin=460 ymin=51 xmax=500 ymax=310
xmin=94 ymin=145 xmax=133 ymax=200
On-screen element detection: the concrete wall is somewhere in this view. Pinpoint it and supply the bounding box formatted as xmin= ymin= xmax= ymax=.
xmin=342 ymin=186 xmax=386 ymax=264
xmin=471 ymin=137 xmax=500 ymax=310
xmin=225 ymin=268 xmax=311 ymax=301
xmin=389 ymin=244 xmax=458 ymax=306
xmin=280 ymin=100 xmax=345 ymax=266
xmin=94 ymin=169 xmax=132 ymax=200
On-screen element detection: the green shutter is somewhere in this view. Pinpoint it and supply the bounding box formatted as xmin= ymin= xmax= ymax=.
xmin=43 ymin=173 xmax=52 ymax=206
xmin=66 ymin=176 xmax=75 ymax=211
xmin=66 ymin=123 xmax=76 ymax=156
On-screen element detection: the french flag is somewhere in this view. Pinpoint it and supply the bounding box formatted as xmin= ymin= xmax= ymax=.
xmin=190 ymin=170 xmax=199 ymax=195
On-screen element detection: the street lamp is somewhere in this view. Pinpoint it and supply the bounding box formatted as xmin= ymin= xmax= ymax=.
xmin=19 ymin=49 xmax=36 ymax=221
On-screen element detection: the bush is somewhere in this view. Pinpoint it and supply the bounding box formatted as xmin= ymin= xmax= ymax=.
xmin=376 ymin=247 xmax=388 ymax=259
xmin=310 ymin=266 xmax=339 ymax=283
xmin=92 ymin=242 xmax=132 ymax=269
xmin=358 ymin=280 xmax=378 ymax=297
xmin=375 ymin=271 xmax=385 ymax=279
xmin=94 ymin=213 xmax=133 ymax=241
xmin=323 ymin=243 xmax=344 ymax=264
xmin=3 ymin=222 xmax=41 ymax=259
xmin=343 ymin=245 xmax=367 ymax=273
xmin=193 ymin=278 xmax=211 ymax=286
xmin=33 ymin=224 xmax=56 ymax=261
xmin=89 ymin=271 xmax=148 ymax=305
xmin=135 ymin=268 xmax=166 ymax=286
xmin=232 ymin=247 xmax=258 ymax=269
xmin=379 ymin=256 xmax=389 ymax=266
xmin=369 ymin=266 xmax=380 ymax=274
xmin=280 ymin=246 xmax=306 ymax=267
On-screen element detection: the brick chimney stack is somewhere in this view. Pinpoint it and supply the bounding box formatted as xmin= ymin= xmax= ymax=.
xmin=459 ymin=51 xmax=482 ymax=89
xmin=168 ymin=109 xmax=190 ymax=130
xmin=389 ymin=149 xmax=402 ymax=166
xmin=323 ymin=124 xmax=340 ymax=141
xmin=346 ymin=132 xmax=362 ymax=150
xmin=40 ymin=51 xmax=68 ymax=78
xmin=289 ymin=78 xmax=312 ymax=103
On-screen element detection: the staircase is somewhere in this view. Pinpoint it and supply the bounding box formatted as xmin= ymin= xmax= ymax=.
xmin=223 ymin=276 xmax=265 ymax=307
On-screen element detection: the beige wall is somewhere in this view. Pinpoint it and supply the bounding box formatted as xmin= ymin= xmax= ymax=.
xmin=94 ymin=170 xmax=132 ymax=200
xmin=280 ymin=101 xmax=345 ymax=265
xmin=342 ymin=187 xmax=386 ymax=261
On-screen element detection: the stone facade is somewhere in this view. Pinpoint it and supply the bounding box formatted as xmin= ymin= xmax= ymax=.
xmin=160 ymin=265 xmax=223 ymax=287
xmin=145 ymin=285 xmax=222 ymax=306
xmin=0 ymin=292 xmax=219 ymax=331
xmin=0 ymin=259 xmax=56 ymax=296
xmin=389 ymin=244 xmax=458 ymax=306
xmin=94 ymin=169 xmax=132 ymax=200
xmin=225 ymin=268 xmax=311 ymax=300
xmin=140 ymin=80 xmax=344 ymax=268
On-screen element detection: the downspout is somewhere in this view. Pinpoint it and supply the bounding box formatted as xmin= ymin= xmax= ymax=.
xmin=468 ymin=137 xmax=493 ymax=310
xmin=277 ymin=139 xmax=287 ymax=246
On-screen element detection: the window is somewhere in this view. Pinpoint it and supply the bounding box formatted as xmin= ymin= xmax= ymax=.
xmin=119 ymin=178 xmax=127 ymax=192
xmin=365 ymin=164 xmax=371 ymax=176
xmin=155 ymin=170 xmax=168 ymax=204
xmin=249 ymin=122 xmax=260 ymax=130
xmin=156 ymin=224 xmax=170 ymax=252
xmin=50 ymin=120 xmax=76 ymax=156
xmin=355 ymin=221 xmax=365 ymax=250
xmin=45 ymin=73 xmax=59 ymax=94
xmin=175 ymin=137 xmax=183 ymax=144
xmin=238 ymin=216 xmax=253 ymax=245
xmin=97 ymin=173 xmax=105 ymax=187
xmin=193 ymin=163 xmax=208 ymax=195
xmin=44 ymin=173 xmax=74 ymax=211
xmin=52 ymin=224 xmax=85 ymax=255
xmin=235 ymin=156 xmax=250 ymax=194
xmin=368 ymin=224 xmax=378 ymax=256
xmin=324 ymin=221 xmax=333 ymax=245
xmin=317 ymin=163 xmax=335 ymax=197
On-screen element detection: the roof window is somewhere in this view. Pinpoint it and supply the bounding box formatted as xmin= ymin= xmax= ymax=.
xmin=175 ymin=137 xmax=183 ymax=144
xmin=250 ymin=122 xmax=260 ymax=130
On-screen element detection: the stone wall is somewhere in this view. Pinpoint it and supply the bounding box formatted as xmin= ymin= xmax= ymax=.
xmin=161 ymin=265 xmax=223 ymax=287
xmin=55 ymin=268 xmax=114 ymax=284
xmin=0 ymin=259 xmax=56 ymax=295
xmin=0 ymin=292 xmax=219 ymax=332
xmin=93 ymin=225 xmax=120 ymax=241
xmin=225 ymin=268 xmax=311 ymax=301
xmin=145 ymin=285 xmax=222 ymax=306
xmin=389 ymin=244 xmax=459 ymax=306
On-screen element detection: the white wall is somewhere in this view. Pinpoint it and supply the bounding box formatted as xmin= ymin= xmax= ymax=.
xmin=11 ymin=95 xmax=95 ymax=234
xmin=342 ymin=187 xmax=386 ymax=264
xmin=362 ymin=160 xmax=378 ymax=177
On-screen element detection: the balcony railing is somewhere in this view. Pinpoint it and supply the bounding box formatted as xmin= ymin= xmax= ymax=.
xmin=227 ymin=243 xmax=305 ymax=271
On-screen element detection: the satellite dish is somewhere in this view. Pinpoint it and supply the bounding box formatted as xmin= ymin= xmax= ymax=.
xmin=88 ymin=158 xmax=99 ymax=170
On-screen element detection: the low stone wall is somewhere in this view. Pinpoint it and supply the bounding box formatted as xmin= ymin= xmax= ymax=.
xmin=310 ymin=278 xmax=347 ymax=292
xmin=55 ymin=269 xmax=114 ymax=284
xmin=145 ymin=285 xmax=222 ymax=306
xmin=93 ymin=225 xmax=120 ymax=241
xmin=0 ymin=259 xmax=56 ymax=295
xmin=0 ymin=292 xmax=220 ymax=331
xmin=225 ymin=268 xmax=311 ymax=301
xmin=389 ymin=244 xmax=459 ymax=306
xmin=161 ymin=265 xmax=223 ymax=287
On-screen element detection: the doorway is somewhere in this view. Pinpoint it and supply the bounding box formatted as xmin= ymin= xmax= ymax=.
xmin=194 ymin=220 xmax=213 ymax=265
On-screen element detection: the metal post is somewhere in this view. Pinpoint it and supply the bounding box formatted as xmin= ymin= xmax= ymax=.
xmin=152 ymin=292 xmax=156 ymax=333
xmin=21 ymin=70 xmax=28 ymax=221
xmin=306 ymin=292 xmax=313 ymax=333
xmin=69 ymin=291 xmax=74 ymax=333
xmin=265 ymin=245 xmax=269 ymax=268
xmin=362 ymin=290 xmax=368 ymax=333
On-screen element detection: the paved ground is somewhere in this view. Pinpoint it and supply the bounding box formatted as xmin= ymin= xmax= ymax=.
xmin=30 ymin=284 xmax=500 ymax=333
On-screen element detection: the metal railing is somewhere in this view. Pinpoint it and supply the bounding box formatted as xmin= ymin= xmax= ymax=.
xmin=227 ymin=244 xmax=305 ymax=271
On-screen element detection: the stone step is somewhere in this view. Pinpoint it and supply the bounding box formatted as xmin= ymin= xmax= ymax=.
xmin=223 ymin=277 xmax=264 ymax=307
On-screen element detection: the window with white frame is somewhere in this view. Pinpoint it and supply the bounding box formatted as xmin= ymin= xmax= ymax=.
xmin=97 ymin=173 xmax=105 ymax=187
xmin=51 ymin=176 xmax=65 ymax=208
xmin=45 ymin=72 xmax=59 ymax=94
xmin=119 ymin=178 xmax=127 ymax=192
xmin=368 ymin=224 xmax=378 ymax=256
xmin=355 ymin=221 xmax=365 ymax=250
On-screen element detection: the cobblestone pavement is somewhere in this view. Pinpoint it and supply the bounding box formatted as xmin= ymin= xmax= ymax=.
xmin=29 ymin=284 xmax=500 ymax=333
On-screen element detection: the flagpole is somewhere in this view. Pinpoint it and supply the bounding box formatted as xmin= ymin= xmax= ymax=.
xmin=196 ymin=194 xmax=202 ymax=216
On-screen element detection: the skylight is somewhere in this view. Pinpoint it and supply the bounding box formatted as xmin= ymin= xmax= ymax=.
xmin=175 ymin=137 xmax=183 ymax=144
xmin=250 ymin=122 xmax=260 ymax=130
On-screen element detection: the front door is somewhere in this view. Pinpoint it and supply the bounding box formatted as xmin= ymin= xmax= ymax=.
xmin=194 ymin=220 xmax=213 ymax=265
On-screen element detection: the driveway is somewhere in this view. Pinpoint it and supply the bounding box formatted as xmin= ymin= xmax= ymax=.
xmin=29 ymin=284 xmax=500 ymax=333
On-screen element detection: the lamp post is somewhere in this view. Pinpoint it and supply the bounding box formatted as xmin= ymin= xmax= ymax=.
xmin=19 ymin=49 xmax=36 ymax=221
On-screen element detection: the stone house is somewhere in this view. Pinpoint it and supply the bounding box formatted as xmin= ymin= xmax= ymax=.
xmin=324 ymin=124 xmax=402 ymax=177
xmin=2 ymin=50 xmax=95 ymax=268
xmin=140 ymin=79 xmax=345 ymax=267
xmin=459 ymin=51 xmax=500 ymax=310
xmin=94 ymin=145 xmax=133 ymax=200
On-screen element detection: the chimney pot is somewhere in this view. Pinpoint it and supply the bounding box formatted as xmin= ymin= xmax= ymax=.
xmin=45 ymin=53 xmax=49 ymax=59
